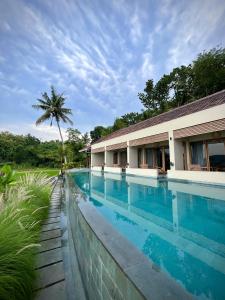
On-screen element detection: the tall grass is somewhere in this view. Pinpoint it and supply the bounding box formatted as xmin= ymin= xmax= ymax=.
xmin=0 ymin=173 xmax=52 ymax=300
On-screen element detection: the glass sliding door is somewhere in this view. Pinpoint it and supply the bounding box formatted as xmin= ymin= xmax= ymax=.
xmin=208 ymin=140 xmax=225 ymax=171
xmin=120 ymin=150 xmax=127 ymax=167
xmin=156 ymin=148 xmax=163 ymax=169
xmin=113 ymin=152 xmax=118 ymax=165
xmin=145 ymin=148 xmax=154 ymax=168
xmin=165 ymin=147 xmax=170 ymax=170
xmin=190 ymin=141 xmax=207 ymax=168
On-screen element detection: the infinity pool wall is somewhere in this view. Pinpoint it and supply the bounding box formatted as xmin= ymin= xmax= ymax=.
xmin=66 ymin=174 xmax=192 ymax=300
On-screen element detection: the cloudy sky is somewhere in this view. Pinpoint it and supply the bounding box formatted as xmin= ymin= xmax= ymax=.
xmin=0 ymin=0 xmax=225 ymax=140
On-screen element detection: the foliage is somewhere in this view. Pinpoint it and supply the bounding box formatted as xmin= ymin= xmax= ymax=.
xmin=63 ymin=161 xmax=85 ymax=169
xmin=0 ymin=165 xmax=15 ymax=192
xmin=192 ymin=48 xmax=225 ymax=97
xmin=65 ymin=128 xmax=90 ymax=165
xmin=0 ymin=173 xmax=51 ymax=300
xmin=14 ymin=169 xmax=59 ymax=181
xmin=0 ymin=132 xmax=61 ymax=168
xmin=90 ymin=126 xmax=112 ymax=142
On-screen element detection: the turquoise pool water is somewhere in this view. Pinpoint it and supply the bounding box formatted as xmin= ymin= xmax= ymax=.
xmin=72 ymin=171 xmax=225 ymax=300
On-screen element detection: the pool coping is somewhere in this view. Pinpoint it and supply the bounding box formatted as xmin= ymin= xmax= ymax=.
xmin=67 ymin=173 xmax=193 ymax=300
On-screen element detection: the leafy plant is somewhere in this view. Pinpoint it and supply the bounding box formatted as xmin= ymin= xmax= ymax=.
xmin=0 ymin=165 xmax=15 ymax=192
xmin=0 ymin=173 xmax=51 ymax=300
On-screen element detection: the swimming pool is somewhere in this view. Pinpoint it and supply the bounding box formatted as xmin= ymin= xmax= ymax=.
xmin=72 ymin=170 xmax=225 ymax=300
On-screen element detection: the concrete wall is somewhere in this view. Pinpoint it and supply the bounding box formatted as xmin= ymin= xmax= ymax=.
xmin=91 ymin=152 xmax=104 ymax=166
xmin=105 ymin=151 xmax=113 ymax=167
xmin=128 ymin=146 xmax=138 ymax=168
xmin=91 ymin=166 xmax=102 ymax=172
xmin=169 ymin=131 xmax=184 ymax=171
xmin=126 ymin=168 xmax=159 ymax=178
xmin=104 ymin=166 xmax=122 ymax=174
xmin=168 ymin=170 xmax=225 ymax=186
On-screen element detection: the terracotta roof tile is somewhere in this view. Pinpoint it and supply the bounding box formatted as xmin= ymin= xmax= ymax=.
xmin=93 ymin=89 xmax=225 ymax=144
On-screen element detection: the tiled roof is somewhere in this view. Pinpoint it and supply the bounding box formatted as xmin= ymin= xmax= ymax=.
xmin=93 ymin=89 xmax=225 ymax=144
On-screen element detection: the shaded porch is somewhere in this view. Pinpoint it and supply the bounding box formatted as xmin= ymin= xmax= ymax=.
xmin=127 ymin=132 xmax=170 ymax=177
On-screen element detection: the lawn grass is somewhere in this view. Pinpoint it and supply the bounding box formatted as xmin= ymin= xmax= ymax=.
xmin=14 ymin=168 xmax=59 ymax=181
xmin=0 ymin=174 xmax=51 ymax=300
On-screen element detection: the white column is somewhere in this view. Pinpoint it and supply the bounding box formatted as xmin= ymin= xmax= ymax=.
xmin=104 ymin=147 xmax=107 ymax=166
xmin=169 ymin=131 xmax=184 ymax=170
xmin=127 ymin=142 xmax=130 ymax=168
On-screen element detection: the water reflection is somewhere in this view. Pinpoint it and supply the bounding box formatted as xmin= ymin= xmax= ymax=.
xmin=73 ymin=171 xmax=225 ymax=300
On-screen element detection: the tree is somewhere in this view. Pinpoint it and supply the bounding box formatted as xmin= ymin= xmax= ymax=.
xmin=32 ymin=86 xmax=73 ymax=168
xmin=169 ymin=65 xmax=194 ymax=107
xmin=65 ymin=128 xmax=87 ymax=163
xmin=192 ymin=47 xmax=225 ymax=98
xmin=90 ymin=126 xmax=112 ymax=142
xmin=138 ymin=79 xmax=157 ymax=111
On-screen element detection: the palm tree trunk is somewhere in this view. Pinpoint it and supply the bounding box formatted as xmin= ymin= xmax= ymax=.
xmin=56 ymin=120 xmax=67 ymax=170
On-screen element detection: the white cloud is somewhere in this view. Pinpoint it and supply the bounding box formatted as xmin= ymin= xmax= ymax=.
xmin=130 ymin=11 xmax=142 ymax=44
xmin=165 ymin=0 xmax=225 ymax=71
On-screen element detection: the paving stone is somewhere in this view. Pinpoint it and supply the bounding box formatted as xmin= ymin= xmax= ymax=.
xmin=48 ymin=212 xmax=61 ymax=218
xmin=36 ymin=248 xmax=62 ymax=269
xmin=51 ymin=201 xmax=61 ymax=205
xmin=35 ymin=281 xmax=66 ymax=300
xmin=42 ymin=222 xmax=61 ymax=232
xmin=36 ymin=262 xmax=65 ymax=289
xmin=49 ymin=206 xmax=61 ymax=211
xmin=48 ymin=208 xmax=60 ymax=213
xmin=43 ymin=217 xmax=60 ymax=225
xmin=40 ymin=229 xmax=61 ymax=241
xmin=39 ymin=237 xmax=61 ymax=253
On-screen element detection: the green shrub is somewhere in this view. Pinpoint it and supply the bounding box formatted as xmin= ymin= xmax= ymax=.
xmin=63 ymin=161 xmax=85 ymax=169
xmin=0 ymin=173 xmax=51 ymax=300
xmin=0 ymin=165 xmax=15 ymax=192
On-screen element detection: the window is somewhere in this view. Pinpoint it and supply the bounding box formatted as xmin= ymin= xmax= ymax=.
xmin=113 ymin=152 xmax=118 ymax=165
xmin=190 ymin=141 xmax=207 ymax=167
xmin=208 ymin=140 xmax=225 ymax=171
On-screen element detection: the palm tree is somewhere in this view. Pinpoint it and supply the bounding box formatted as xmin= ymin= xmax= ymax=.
xmin=32 ymin=86 xmax=73 ymax=169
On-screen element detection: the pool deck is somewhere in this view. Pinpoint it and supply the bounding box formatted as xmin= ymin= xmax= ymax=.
xmin=34 ymin=179 xmax=66 ymax=300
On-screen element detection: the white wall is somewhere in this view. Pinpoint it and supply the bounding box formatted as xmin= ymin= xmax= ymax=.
xmin=92 ymin=153 xmax=104 ymax=166
xmin=105 ymin=151 xmax=114 ymax=167
xmin=168 ymin=170 xmax=225 ymax=186
xmin=91 ymin=166 xmax=102 ymax=171
xmin=169 ymin=131 xmax=184 ymax=171
xmin=128 ymin=147 xmax=138 ymax=168
xmin=104 ymin=167 xmax=122 ymax=174
xmin=126 ymin=168 xmax=159 ymax=178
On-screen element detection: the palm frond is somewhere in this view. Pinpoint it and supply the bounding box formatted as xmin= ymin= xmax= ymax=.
xmin=60 ymin=114 xmax=73 ymax=125
xmin=61 ymin=108 xmax=72 ymax=115
xmin=35 ymin=111 xmax=51 ymax=125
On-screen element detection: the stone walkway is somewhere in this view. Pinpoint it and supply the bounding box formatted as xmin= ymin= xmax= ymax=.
xmin=34 ymin=180 xmax=66 ymax=300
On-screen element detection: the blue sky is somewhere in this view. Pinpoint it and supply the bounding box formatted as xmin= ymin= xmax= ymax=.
xmin=0 ymin=0 xmax=225 ymax=140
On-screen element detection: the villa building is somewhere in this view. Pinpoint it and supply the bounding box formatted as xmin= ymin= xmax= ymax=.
xmin=91 ymin=89 xmax=225 ymax=185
